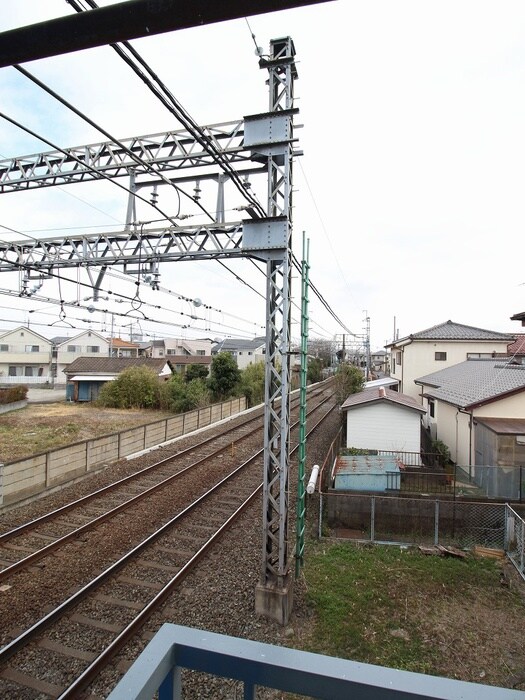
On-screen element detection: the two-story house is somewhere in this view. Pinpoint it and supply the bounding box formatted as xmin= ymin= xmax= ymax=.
xmin=212 ymin=337 xmax=266 ymax=370
xmin=0 ymin=327 xmax=52 ymax=382
xmin=415 ymin=357 xmax=525 ymax=466
xmin=386 ymin=320 xmax=515 ymax=402
xmin=0 ymin=327 xmax=110 ymax=386
xmin=142 ymin=337 xmax=212 ymax=375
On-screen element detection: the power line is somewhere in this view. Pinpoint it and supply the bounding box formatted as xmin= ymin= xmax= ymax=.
xmin=68 ymin=0 xmax=267 ymax=219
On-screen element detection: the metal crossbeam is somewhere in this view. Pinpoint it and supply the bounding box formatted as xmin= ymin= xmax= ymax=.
xmin=0 ymin=122 xmax=250 ymax=193
xmin=0 ymin=223 xmax=246 ymax=271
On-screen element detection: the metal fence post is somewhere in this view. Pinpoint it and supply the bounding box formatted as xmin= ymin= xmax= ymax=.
xmin=370 ymin=496 xmax=375 ymax=543
xmin=318 ymin=493 xmax=323 ymax=540
xmin=434 ymin=500 xmax=439 ymax=545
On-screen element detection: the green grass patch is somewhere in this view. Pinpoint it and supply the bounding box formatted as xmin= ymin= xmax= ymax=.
xmin=302 ymin=541 xmax=503 ymax=674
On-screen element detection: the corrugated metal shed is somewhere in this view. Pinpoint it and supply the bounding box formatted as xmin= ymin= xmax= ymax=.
xmin=332 ymin=454 xmax=401 ymax=492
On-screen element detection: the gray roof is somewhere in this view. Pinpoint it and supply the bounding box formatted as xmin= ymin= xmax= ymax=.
xmin=341 ymin=387 xmax=426 ymax=413
xmin=64 ymin=357 xmax=171 ymax=375
xmin=390 ymin=320 xmax=514 ymax=345
xmin=212 ymin=336 xmax=266 ymax=353
xmin=415 ymin=358 xmax=525 ymax=408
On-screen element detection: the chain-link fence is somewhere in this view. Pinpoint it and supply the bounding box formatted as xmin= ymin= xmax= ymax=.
xmin=318 ymin=490 xmax=509 ymax=550
xmin=506 ymin=505 xmax=525 ymax=579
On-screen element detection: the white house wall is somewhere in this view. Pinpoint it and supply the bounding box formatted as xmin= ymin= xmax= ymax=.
xmin=391 ymin=340 xmax=511 ymax=402
xmin=474 ymin=392 xmax=525 ymax=419
xmin=56 ymin=331 xmax=109 ymax=382
xmin=430 ymin=401 xmax=471 ymax=466
xmin=0 ymin=328 xmax=52 ymax=378
xmin=346 ymin=402 xmax=421 ymax=453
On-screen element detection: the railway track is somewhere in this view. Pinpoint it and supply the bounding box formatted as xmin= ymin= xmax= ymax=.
xmin=0 ymin=384 xmax=329 ymax=583
xmin=0 ymin=382 xmax=338 ymax=698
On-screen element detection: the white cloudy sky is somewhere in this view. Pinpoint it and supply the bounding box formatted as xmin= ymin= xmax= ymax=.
xmin=0 ymin=0 xmax=524 ymax=350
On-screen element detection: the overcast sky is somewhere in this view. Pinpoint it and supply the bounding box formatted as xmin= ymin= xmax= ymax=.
xmin=0 ymin=0 xmax=524 ymax=350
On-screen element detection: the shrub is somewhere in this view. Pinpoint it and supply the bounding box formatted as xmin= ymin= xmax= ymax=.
xmin=97 ymin=367 xmax=161 ymax=409
xmin=0 ymin=385 xmax=28 ymax=405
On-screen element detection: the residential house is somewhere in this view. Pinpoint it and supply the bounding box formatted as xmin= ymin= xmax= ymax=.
xmin=0 ymin=327 xmax=109 ymax=386
xmin=507 ymin=335 xmax=525 ymax=362
xmin=386 ymin=320 xmax=514 ymax=402
xmin=0 ymin=326 xmax=52 ymax=382
xmin=52 ymin=331 xmax=109 ymax=382
xmin=415 ymin=357 xmax=525 ymax=467
xmin=341 ymin=387 xmax=426 ymax=455
xmin=370 ymin=350 xmax=389 ymax=374
xmin=109 ymin=337 xmax=140 ymax=358
xmin=212 ymin=337 xmax=265 ymax=370
xmin=64 ymin=357 xmax=173 ymax=402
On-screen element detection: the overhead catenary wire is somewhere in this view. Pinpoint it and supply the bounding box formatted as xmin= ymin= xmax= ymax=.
xmin=12 ymin=63 xmax=219 ymax=225
xmin=67 ymin=0 xmax=267 ymax=220
xmin=0 ymin=112 xmax=182 ymax=229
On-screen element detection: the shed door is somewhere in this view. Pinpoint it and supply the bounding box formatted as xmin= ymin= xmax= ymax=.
xmin=78 ymin=382 xmax=91 ymax=401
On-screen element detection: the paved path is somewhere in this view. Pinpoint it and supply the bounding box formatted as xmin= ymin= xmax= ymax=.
xmin=26 ymin=387 xmax=67 ymax=403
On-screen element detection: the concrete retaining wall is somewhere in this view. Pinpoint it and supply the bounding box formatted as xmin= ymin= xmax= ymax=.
xmin=0 ymin=397 xmax=246 ymax=508
xmin=0 ymin=400 xmax=27 ymax=415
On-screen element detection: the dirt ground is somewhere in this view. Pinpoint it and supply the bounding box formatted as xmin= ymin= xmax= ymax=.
xmin=0 ymin=402 xmax=173 ymax=462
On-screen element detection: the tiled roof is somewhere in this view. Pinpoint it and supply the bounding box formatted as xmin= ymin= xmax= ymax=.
xmin=212 ymin=337 xmax=266 ymax=353
xmin=508 ymin=335 xmax=525 ymax=356
xmin=64 ymin=357 xmax=171 ymax=374
xmin=341 ymin=387 xmax=426 ymax=413
xmin=394 ymin=320 xmax=514 ymax=343
xmin=415 ymin=358 xmax=525 ymax=408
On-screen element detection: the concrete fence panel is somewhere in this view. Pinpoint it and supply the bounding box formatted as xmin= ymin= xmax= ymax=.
xmin=87 ymin=435 xmax=119 ymax=470
xmin=47 ymin=443 xmax=88 ymax=487
xmin=2 ymin=455 xmax=47 ymax=505
xmin=118 ymin=426 xmax=147 ymax=459
xmin=144 ymin=421 xmax=167 ymax=450
xmin=1 ymin=396 xmax=247 ymax=509
xmin=166 ymin=415 xmax=184 ymax=440
xmin=184 ymin=410 xmax=199 ymax=433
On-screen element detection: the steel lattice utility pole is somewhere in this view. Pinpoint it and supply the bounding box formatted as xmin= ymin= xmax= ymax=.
xmin=0 ymin=34 xmax=299 ymax=624
xmin=295 ymin=233 xmax=310 ymax=578
xmin=252 ymin=38 xmax=297 ymax=624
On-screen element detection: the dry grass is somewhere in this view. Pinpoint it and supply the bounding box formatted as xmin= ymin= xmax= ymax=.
xmin=0 ymin=402 xmax=174 ymax=462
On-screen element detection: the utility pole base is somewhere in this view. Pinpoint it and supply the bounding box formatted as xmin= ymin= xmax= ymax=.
xmin=255 ymin=576 xmax=294 ymax=625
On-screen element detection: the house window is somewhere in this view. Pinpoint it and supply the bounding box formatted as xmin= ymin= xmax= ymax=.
xmin=392 ymin=358 xmax=396 ymax=373
xmin=68 ymin=345 xmax=81 ymax=353
xmin=87 ymin=346 xmax=100 ymax=353
xmin=25 ymin=345 xmax=39 ymax=353
xmin=8 ymin=366 xmax=17 ymax=376
xmin=428 ymin=399 xmax=435 ymax=418
xmin=396 ymin=351 xmax=402 ymax=366
xmin=467 ymin=353 xmax=492 ymax=359
xmin=0 ymin=344 xmax=8 ymax=352
xmin=435 ymin=352 xmax=447 ymax=361
xmin=24 ymin=366 xmax=34 ymax=377
xmin=196 ymin=350 xmax=205 ymax=356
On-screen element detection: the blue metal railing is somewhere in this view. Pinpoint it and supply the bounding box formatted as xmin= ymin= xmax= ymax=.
xmin=107 ymin=624 xmax=524 ymax=699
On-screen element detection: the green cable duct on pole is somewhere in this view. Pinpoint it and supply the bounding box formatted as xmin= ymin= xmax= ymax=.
xmin=295 ymin=232 xmax=309 ymax=577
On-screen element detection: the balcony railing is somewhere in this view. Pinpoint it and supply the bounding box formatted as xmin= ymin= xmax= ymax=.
xmin=107 ymin=624 xmax=522 ymax=699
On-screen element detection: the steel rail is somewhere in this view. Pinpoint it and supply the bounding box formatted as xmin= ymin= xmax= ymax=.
xmin=58 ymin=401 xmax=339 ymax=699
xmin=0 ymin=382 xmax=329 ymax=545
xmin=0 ymin=388 xmax=332 ymax=583
xmin=0 ymin=395 xmax=337 ymax=671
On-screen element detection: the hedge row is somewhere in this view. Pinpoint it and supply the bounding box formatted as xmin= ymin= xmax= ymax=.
xmin=0 ymin=385 xmax=28 ymax=404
